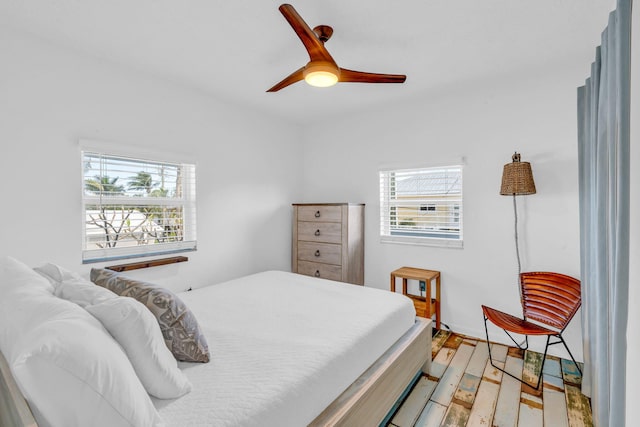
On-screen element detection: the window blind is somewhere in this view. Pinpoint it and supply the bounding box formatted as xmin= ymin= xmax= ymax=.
xmin=379 ymin=165 xmax=463 ymax=247
xmin=82 ymin=151 xmax=197 ymax=263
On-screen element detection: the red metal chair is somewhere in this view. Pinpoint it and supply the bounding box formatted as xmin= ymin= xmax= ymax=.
xmin=482 ymin=272 xmax=582 ymax=389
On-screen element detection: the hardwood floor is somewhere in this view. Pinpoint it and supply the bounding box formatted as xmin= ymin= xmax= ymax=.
xmin=387 ymin=330 xmax=593 ymax=427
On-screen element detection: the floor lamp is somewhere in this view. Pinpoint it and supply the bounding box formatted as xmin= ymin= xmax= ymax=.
xmin=500 ymin=152 xmax=536 ymax=294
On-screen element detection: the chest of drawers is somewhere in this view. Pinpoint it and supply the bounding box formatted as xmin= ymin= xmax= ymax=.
xmin=292 ymin=203 xmax=364 ymax=285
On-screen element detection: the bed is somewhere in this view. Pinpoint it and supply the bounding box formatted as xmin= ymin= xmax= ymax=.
xmin=0 ymin=259 xmax=431 ymax=427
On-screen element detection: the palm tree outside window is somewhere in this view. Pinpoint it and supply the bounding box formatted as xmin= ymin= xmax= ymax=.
xmin=81 ymin=151 xmax=196 ymax=263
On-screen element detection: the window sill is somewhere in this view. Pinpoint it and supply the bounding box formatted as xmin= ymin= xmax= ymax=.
xmin=380 ymin=235 xmax=463 ymax=249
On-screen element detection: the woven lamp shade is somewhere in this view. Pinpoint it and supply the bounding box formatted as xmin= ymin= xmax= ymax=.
xmin=500 ymin=152 xmax=536 ymax=195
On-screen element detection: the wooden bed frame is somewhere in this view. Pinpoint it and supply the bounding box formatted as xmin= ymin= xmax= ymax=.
xmin=311 ymin=316 xmax=432 ymax=426
xmin=0 ymin=317 xmax=431 ymax=427
xmin=0 ymin=351 xmax=37 ymax=427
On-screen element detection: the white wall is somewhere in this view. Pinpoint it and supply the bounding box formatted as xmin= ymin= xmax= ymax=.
xmin=0 ymin=8 xmax=631 ymax=369
xmin=626 ymin=3 xmax=639 ymax=425
xmin=300 ymin=69 xmax=586 ymax=357
xmin=0 ymin=27 xmax=302 ymax=292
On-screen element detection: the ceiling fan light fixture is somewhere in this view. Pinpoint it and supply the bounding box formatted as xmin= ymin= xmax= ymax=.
xmin=266 ymin=4 xmax=406 ymax=92
xmin=303 ymin=62 xmax=340 ymax=87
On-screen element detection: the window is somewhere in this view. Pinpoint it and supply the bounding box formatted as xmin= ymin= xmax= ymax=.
xmin=379 ymin=165 xmax=463 ymax=247
xmin=82 ymin=151 xmax=196 ymax=263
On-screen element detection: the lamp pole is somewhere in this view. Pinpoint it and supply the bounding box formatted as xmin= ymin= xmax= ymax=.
xmin=513 ymin=194 xmax=522 ymax=273
xmin=500 ymin=152 xmax=536 ymax=300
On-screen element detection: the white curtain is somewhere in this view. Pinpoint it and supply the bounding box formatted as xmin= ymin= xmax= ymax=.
xmin=577 ymin=1 xmax=632 ymax=426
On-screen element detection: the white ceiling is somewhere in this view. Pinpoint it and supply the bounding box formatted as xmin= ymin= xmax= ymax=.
xmin=0 ymin=0 xmax=616 ymax=124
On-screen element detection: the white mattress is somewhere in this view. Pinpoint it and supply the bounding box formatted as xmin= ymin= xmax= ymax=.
xmin=152 ymin=271 xmax=416 ymax=427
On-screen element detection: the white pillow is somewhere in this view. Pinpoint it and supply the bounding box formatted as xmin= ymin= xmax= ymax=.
xmin=86 ymin=297 xmax=192 ymax=399
xmin=33 ymin=263 xmax=116 ymax=307
xmin=33 ymin=262 xmax=84 ymax=289
xmin=34 ymin=262 xmax=120 ymax=307
xmin=56 ymin=278 xmax=118 ymax=307
xmin=0 ymin=257 xmax=57 ymax=357
xmin=1 ymin=256 xmax=53 ymax=292
xmin=33 ymin=264 xmax=192 ymax=398
xmin=13 ymin=317 xmax=165 ymax=427
xmin=0 ymin=256 xmax=164 ymax=427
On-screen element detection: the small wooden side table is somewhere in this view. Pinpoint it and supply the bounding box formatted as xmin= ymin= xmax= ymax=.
xmin=390 ymin=267 xmax=441 ymax=329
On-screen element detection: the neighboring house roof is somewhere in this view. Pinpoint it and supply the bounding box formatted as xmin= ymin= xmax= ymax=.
xmin=395 ymin=171 xmax=461 ymax=196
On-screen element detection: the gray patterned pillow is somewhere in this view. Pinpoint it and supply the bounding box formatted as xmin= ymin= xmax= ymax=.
xmin=89 ymin=267 xmax=120 ymax=291
xmin=90 ymin=268 xmax=210 ymax=363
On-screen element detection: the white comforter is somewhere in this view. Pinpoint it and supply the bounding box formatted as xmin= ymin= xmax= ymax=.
xmin=152 ymin=271 xmax=415 ymax=427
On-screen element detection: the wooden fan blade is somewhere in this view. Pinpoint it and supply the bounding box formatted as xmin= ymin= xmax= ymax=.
xmin=266 ymin=66 xmax=305 ymax=92
xmin=278 ymin=4 xmax=336 ymax=64
xmin=338 ymin=68 xmax=407 ymax=84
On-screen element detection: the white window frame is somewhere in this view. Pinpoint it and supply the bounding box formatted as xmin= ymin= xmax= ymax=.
xmin=81 ymin=148 xmax=197 ymax=263
xmin=379 ymin=164 xmax=463 ymax=248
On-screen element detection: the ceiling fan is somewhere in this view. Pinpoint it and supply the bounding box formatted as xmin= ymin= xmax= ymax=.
xmin=267 ymin=3 xmax=407 ymax=92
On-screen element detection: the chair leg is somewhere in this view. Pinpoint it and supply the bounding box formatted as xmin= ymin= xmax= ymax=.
xmin=504 ymin=330 xmax=529 ymax=351
xmin=483 ymin=314 xmax=496 ymax=367
xmin=483 ymin=313 xmax=547 ymax=390
xmin=535 ymin=335 xmax=551 ymax=389
xmin=558 ymin=334 xmax=583 ymax=376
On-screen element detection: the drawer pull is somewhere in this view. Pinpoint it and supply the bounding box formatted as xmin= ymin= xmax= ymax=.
xmin=314 ymin=229 xmax=321 ymax=236
xmin=314 ymin=250 xmax=320 ymax=257
xmin=314 ymin=270 xmax=321 ymax=277
xmin=315 ymin=210 xmax=321 ymax=218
